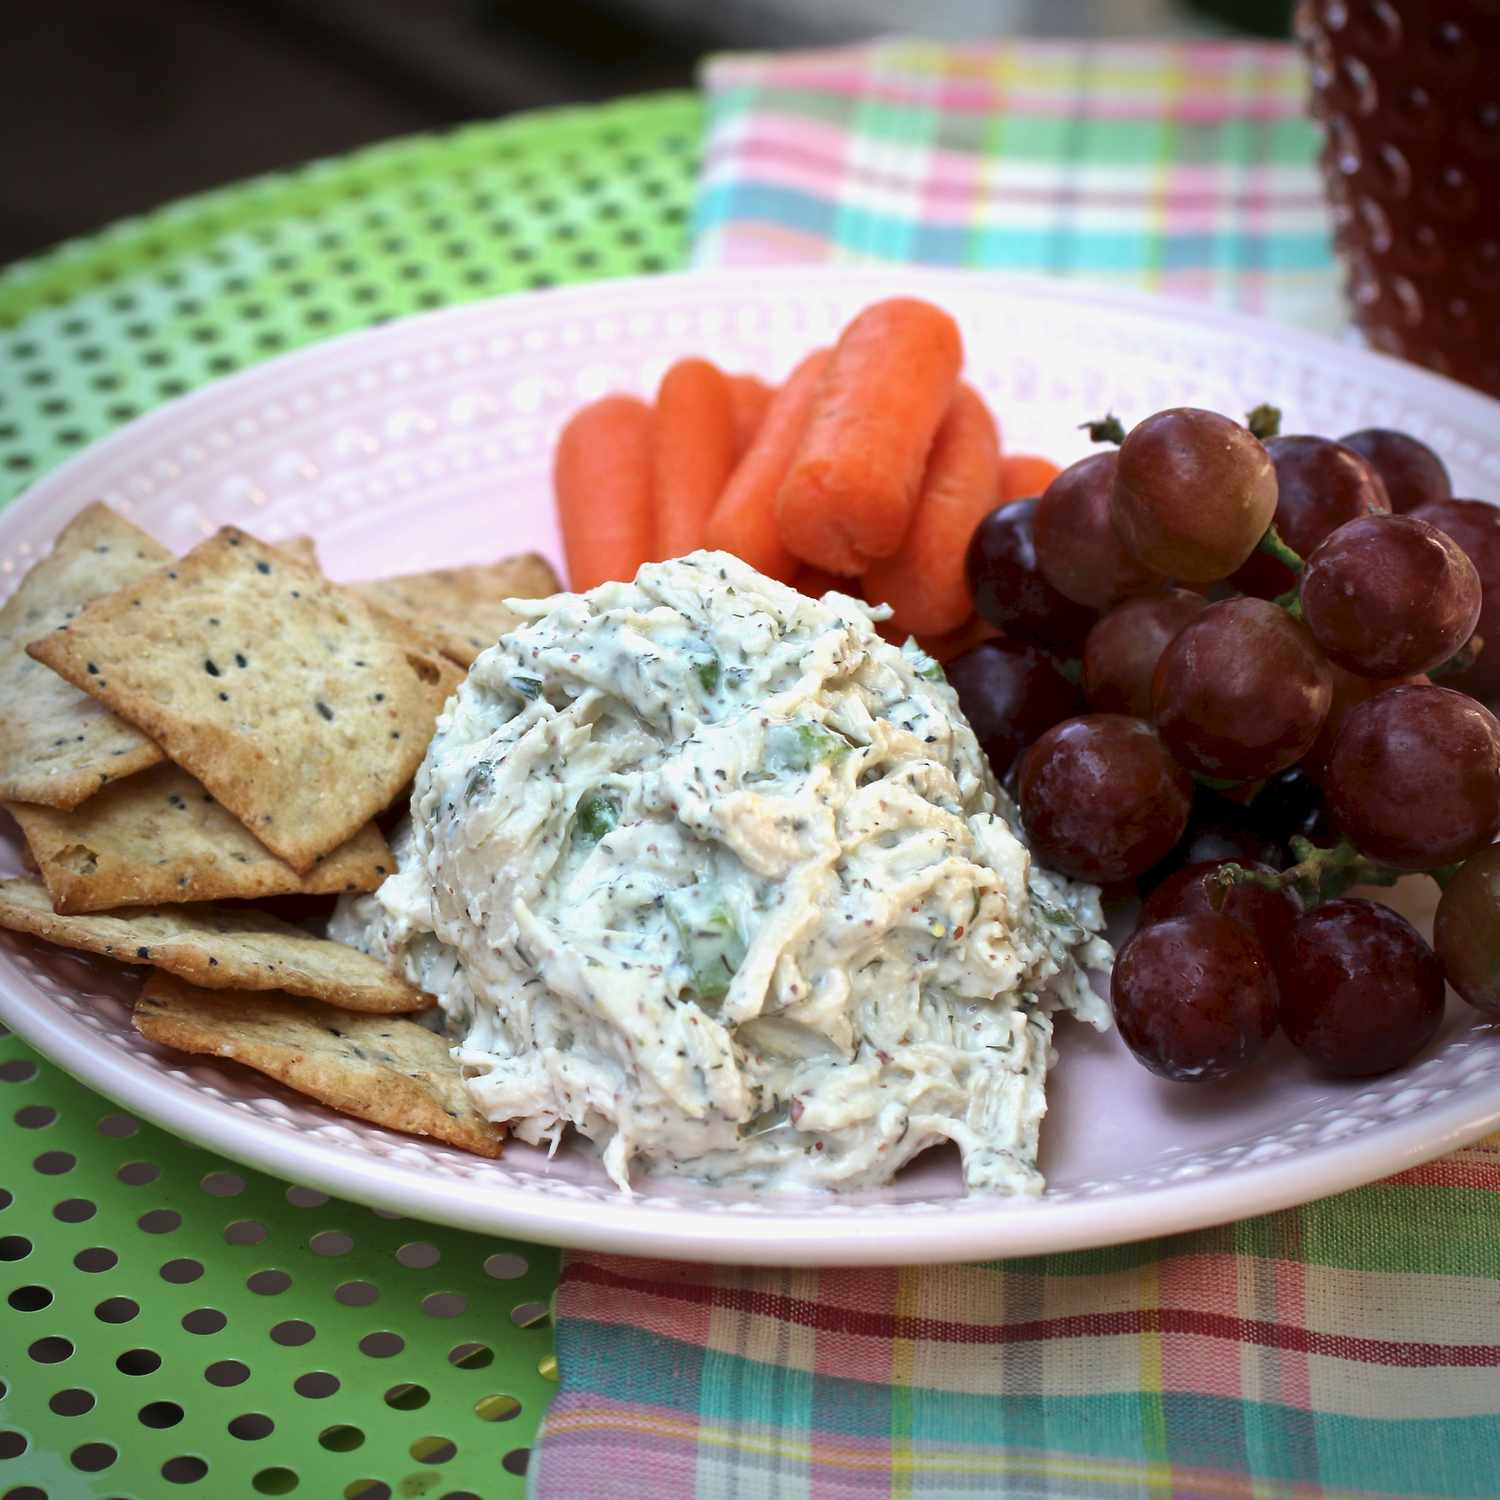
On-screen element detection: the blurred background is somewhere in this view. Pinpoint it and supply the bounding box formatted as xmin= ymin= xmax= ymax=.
xmin=2 ymin=0 xmax=1295 ymax=265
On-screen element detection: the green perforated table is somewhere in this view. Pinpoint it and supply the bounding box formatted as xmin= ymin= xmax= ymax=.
xmin=0 ymin=91 xmax=702 ymax=1500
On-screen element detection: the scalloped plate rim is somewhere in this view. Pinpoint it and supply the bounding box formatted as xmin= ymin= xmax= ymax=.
xmin=5 ymin=972 xmax=1499 ymax=1264
xmin=1 ymin=265 xmax=1499 ymax=1265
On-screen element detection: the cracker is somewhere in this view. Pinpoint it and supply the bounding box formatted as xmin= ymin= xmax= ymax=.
xmin=278 ymin=536 xmax=320 ymax=569
xmin=28 ymin=528 xmax=461 ymax=871
xmin=133 ymin=972 xmax=502 ymax=1157
xmin=0 ymin=876 xmax=425 ymax=1011
xmin=0 ymin=503 xmax=168 ymax=808
xmin=354 ymin=553 xmax=559 ymax=669
xmin=6 ymin=764 xmax=392 ymax=913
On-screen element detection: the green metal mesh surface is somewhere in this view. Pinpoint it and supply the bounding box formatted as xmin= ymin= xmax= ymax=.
xmin=0 ymin=91 xmax=701 ymax=505
xmin=0 ymin=91 xmax=703 ymax=1498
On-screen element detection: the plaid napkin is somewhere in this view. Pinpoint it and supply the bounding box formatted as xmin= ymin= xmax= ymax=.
xmin=533 ymin=1135 xmax=1500 ymax=1498
xmin=530 ymin=39 xmax=1500 ymax=1500
xmin=692 ymin=37 xmax=1342 ymax=331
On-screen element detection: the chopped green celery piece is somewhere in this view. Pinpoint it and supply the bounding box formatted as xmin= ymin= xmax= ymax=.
xmin=691 ymin=651 xmax=722 ymax=695
xmin=1036 ymin=898 xmax=1083 ymax=937
xmin=902 ymin=637 xmax=946 ymax=682
xmin=575 ymin=795 xmax=619 ymax=843
xmin=739 ymin=1102 xmax=793 ymax=1138
xmin=665 ymin=883 xmax=746 ymax=1003
xmin=765 ymin=720 xmax=850 ymax=773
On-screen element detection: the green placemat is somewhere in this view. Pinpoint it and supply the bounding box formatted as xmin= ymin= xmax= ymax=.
xmin=0 ymin=91 xmax=702 ymax=506
xmin=0 ymin=1029 xmax=558 ymax=1500
xmin=0 ymin=90 xmax=701 ymax=1500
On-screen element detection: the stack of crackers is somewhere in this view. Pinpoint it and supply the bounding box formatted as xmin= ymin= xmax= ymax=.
xmin=0 ymin=503 xmax=558 ymax=1158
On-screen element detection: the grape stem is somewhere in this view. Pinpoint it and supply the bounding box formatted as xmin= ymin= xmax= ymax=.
xmin=1193 ymin=771 xmax=1249 ymax=795
xmin=1246 ymin=403 xmax=1283 ymax=441
xmin=1079 ymin=413 xmax=1127 ymax=445
xmin=1430 ymin=634 xmax=1486 ymax=682
xmin=1273 ymin=587 xmax=1304 ymax=620
xmin=1257 ymin=523 xmax=1305 ymax=576
xmin=1211 ymin=837 xmax=1459 ymax=909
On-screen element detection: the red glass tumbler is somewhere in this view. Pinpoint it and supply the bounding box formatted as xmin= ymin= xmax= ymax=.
xmin=1300 ymin=0 xmax=1500 ymax=395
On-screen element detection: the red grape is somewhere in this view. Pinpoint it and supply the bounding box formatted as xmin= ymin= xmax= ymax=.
xmin=1111 ymin=913 xmax=1279 ymax=1081
xmin=1302 ymin=662 xmax=1427 ymax=782
xmin=1140 ymin=859 xmax=1302 ymax=960
xmin=1409 ymin=498 xmax=1500 ymax=700
xmin=964 ymin=498 xmax=1095 ymax=652
xmin=1277 ymin=899 xmax=1445 ymax=1075
xmin=1340 ymin=428 xmax=1452 ymax=514
xmin=1231 ymin=435 xmax=1392 ymax=598
xmin=1112 ymin=408 xmax=1278 ymax=582
xmin=1151 ymin=597 xmax=1333 ymax=780
xmin=947 ymin=638 xmax=1083 ymax=777
xmin=1299 ymin=514 xmax=1481 ymax=677
xmin=1082 ymin=589 xmax=1206 ymax=719
xmin=1433 ymin=844 xmax=1500 ymax=1016
xmin=1326 ymin=684 xmax=1500 ymax=868
xmin=1034 ymin=453 xmax=1168 ymax=610
xmin=1018 ymin=714 xmax=1192 ymax=882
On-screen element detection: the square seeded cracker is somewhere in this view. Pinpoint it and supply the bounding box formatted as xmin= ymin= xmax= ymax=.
xmin=6 ymin=763 xmax=392 ymax=913
xmin=0 ymin=503 xmax=168 ymax=808
xmin=0 ymin=875 xmax=426 ymax=1011
xmin=28 ymin=528 xmax=461 ymax=871
xmin=354 ymin=553 xmax=559 ymax=669
xmin=134 ymin=971 xmax=503 ymax=1157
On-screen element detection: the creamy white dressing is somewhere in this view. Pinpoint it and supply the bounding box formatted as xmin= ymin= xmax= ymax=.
xmin=332 ymin=552 xmax=1110 ymax=1195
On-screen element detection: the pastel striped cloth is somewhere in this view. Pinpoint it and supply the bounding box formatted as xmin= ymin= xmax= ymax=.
xmin=532 ymin=1140 xmax=1500 ymax=1499
xmin=529 ymin=39 xmax=1500 ymax=1500
xmin=691 ymin=37 xmax=1343 ymax=331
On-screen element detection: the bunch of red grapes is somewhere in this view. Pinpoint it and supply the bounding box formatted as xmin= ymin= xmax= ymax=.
xmin=955 ymin=409 xmax=1500 ymax=1084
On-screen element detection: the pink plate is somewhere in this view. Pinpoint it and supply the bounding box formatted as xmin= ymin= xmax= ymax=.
xmin=1 ymin=267 xmax=1498 ymax=1265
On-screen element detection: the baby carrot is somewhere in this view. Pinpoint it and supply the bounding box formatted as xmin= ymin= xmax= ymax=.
xmin=1001 ymin=452 xmax=1063 ymax=504
xmin=553 ymin=394 xmax=655 ymax=592
xmin=793 ymin=565 xmax=854 ymax=599
xmin=875 ymin=612 xmax=998 ymax=662
xmin=775 ymin=298 xmax=963 ymax=575
xmin=652 ymin=358 xmax=738 ymax=560
xmin=728 ymin=373 xmax=774 ymax=460
xmin=919 ymin=616 xmax=1000 ymax=664
xmin=703 ymin=349 xmax=831 ymax=583
xmin=862 ymin=383 xmax=1002 ymax=637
